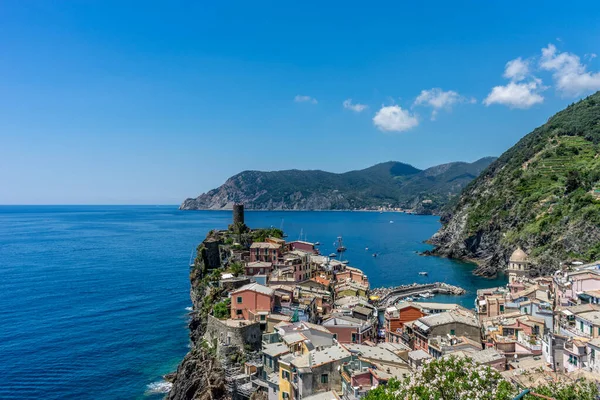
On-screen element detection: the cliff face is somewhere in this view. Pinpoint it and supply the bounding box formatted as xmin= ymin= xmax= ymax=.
xmin=180 ymin=158 xmax=495 ymax=214
xmin=430 ymin=92 xmax=600 ymax=276
xmin=167 ymin=241 xmax=231 ymax=400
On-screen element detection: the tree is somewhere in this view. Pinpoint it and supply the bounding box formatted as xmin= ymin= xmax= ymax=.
xmin=565 ymin=169 xmax=581 ymax=194
xmin=229 ymin=262 xmax=244 ymax=276
xmin=364 ymin=356 xmax=598 ymax=400
xmin=213 ymin=298 xmax=230 ymax=319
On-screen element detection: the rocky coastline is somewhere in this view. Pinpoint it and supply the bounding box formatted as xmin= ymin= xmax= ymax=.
xmin=166 ymin=242 xmax=231 ymax=400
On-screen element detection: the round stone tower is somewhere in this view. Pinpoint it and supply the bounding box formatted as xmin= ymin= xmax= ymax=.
xmin=233 ymin=203 xmax=245 ymax=225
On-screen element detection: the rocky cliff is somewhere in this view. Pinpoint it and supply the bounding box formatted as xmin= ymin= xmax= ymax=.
xmin=430 ymin=93 xmax=600 ymax=277
xmin=167 ymin=237 xmax=231 ymax=400
xmin=180 ymin=158 xmax=495 ymax=214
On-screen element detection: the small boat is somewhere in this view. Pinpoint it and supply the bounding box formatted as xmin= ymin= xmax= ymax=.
xmin=372 ymin=253 xmax=377 ymax=258
xmin=389 ymin=220 xmax=394 ymax=224
xmin=315 ymin=242 xmax=320 ymax=245
xmin=329 ymin=253 xmax=337 ymax=258
xmin=419 ymin=292 xmax=434 ymax=298
xmin=341 ymin=260 xmax=349 ymax=265
xmin=418 ymin=272 xmax=428 ymax=276
xmin=405 ymin=297 xmax=414 ymax=301
xmin=336 ymin=236 xmax=347 ymax=252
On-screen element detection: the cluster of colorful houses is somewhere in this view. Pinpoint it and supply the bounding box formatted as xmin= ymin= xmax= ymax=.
xmin=199 ymin=208 xmax=600 ymax=400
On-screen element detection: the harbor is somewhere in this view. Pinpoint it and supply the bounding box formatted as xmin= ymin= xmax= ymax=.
xmin=370 ymin=282 xmax=466 ymax=309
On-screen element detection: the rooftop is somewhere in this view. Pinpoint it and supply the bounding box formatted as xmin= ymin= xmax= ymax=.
xmin=343 ymin=344 xmax=406 ymax=365
xmin=301 ymin=391 xmax=340 ymax=400
xmin=416 ymin=310 xmax=479 ymax=329
xmin=408 ymin=349 xmax=431 ymax=361
xmin=262 ymin=342 xmax=290 ymax=357
xmin=454 ymin=348 xmax=505 ymax=364
xmin=309 ymin=344 xmax=351 ymax=367
xmin=231 ymin=282 xmax=274 ymax=296
xmin=250 ymin=242 xmax=280 ymax=249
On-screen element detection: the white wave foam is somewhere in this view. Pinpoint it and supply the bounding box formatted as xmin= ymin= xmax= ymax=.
xmin=145 ymin=380 xmax=172 ymax=395
xmin=185 ymin=306 xmax=193 ymax=311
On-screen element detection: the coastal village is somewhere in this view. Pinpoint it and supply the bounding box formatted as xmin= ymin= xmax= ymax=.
xmin=182 ymin=205 xmax=600 ymax=400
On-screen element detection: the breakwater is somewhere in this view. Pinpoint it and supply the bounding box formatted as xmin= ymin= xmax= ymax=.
xmin=371 ymin=282 xmax=466 ymax=309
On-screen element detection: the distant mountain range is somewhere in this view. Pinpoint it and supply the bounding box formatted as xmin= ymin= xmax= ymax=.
xmin=180 ymin=157 xmax=496 ymax=214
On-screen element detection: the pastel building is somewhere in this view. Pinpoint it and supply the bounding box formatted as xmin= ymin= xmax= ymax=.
xmin=250 ymin=242 xmax=282 ymax=263
xmin=231 ymin=283 xmax=275 ymax=322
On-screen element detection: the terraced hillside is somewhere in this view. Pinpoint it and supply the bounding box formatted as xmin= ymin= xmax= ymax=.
xmin=431 ymin=92 xmax=600 ymax=276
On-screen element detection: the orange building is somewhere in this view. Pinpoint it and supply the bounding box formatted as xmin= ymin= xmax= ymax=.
xmin=230 ymin=283 xmax=275 ymax=322
xmin=384 ymin=303 xmax=425 ymax=343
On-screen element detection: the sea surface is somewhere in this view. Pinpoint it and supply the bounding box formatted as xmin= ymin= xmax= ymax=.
xmin=0 ymin=206 xmax=506 ymax=399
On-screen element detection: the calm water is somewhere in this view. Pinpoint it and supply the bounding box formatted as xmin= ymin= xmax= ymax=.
xmin=0 ymin=206 xmax=505 ymax=399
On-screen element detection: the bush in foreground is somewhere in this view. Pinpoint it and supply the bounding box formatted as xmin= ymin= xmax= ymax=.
xmin=364 ymin=356 xmax=598 ymax=400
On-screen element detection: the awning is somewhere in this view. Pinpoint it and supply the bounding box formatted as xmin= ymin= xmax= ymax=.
xmin=479 ymin=300 xmax=487 ymax=306
xmin=414 ymin=320 xmax=430 ymax=332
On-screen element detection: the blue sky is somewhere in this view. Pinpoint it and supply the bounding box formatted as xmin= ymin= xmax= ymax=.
xmin=1 ymin=1 xmax=600 ymax=204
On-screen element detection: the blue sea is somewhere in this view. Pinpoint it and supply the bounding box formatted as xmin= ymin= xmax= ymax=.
xmin=0 ymin=206 xmax=506 ymax=399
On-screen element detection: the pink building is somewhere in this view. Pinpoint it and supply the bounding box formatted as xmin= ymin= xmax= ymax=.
xmin=555 ymin=271 xmax=600 ymax=306
xmin=250 ymin=242 xmax=282 ymax=263
xmin=287 ymin=240 xmax=318 ymax=254
xmin=245 ymin=261 xmax=272 ymax=276
xmin=230 ymin=283 xmax=275 ymax=322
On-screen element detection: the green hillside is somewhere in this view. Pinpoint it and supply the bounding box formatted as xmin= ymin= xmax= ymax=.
xmin=180 ymin=158 xmax=495 ymax=213
xmin=431 ymin=92 xmax=600 ymax=276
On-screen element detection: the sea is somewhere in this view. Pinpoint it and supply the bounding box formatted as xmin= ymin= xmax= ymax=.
xmin=0 ymin=206 xmax=506 ymax=399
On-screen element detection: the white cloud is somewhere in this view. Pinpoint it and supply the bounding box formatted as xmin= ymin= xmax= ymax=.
xmin=484 ymin=55 xmax=544 ymax=109
xmin=413 ymin=88 xmax=468 ymax=120
xmin=540 ymin=44 xmax=600 ymax=96
xmin=373 ymin=105 xmax=418 ymax=132
xmin=503 ymin=57 xmax=530 ymax=81
xmin=343 ymin=99 xmax=368 ymax=112
xmin=294 ymin=95 xmax=318 ymax=104
xmin=483 ymin=80 xmax=544 ymax=109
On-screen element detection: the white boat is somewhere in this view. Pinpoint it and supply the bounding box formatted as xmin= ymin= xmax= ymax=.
xmin=404 ymin=297 xmax=414 ymax=301
xmin=419 ymin=292 xmax=434 ymax=298
xmin=418 ymin=272 xmax=428 ymax=276
xmin=389 ymin=220 xmax=394 ymax=224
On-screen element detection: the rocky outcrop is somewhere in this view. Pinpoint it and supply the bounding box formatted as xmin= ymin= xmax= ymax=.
xmin=167 ymin=238 xmax=231 ymax=400
xmin=430 ymin=93 xmax=600 ymax=277
xmin=167 ymin=347 xmax=230 ymax=400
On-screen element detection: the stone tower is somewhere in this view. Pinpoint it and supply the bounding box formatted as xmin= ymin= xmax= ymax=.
xmin=507 ymin=247 xmax=530 ymax=283
xmin=233 ymin=203 xmax=245 ymax=225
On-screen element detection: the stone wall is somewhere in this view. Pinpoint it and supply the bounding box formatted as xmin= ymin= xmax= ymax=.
xmin=204 ymin=315 xmax=262 ymax=354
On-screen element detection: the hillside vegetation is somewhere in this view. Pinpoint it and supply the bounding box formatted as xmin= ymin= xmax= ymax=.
xmin=431 ymin=92 xmax=600 ymax=276
xmin=180 ymin=158 xmax=495 ymax=214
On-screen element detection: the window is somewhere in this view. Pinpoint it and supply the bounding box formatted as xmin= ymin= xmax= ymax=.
xmin=237 ymin=296 xmax=243 ymax=304
xmin=580 ymin=321 xmax=584 ymax=331
xmin=236 ymin=309 xmax=243 ymax=315
xmin=282 ymin=392 xmax=290 ymax=399
xmin=523 ymin=307 xmax=528 ymax=314
xmin=282 ymin=370 xmax=290 ymax=381
xmin=332 ymin=333 xmax=337 ymax=340
xmin=450 ymin=329 xmax=455 ymax=336
xmin=321 ymin=374 xmax=329 ymax=384
xmin=499 ymin=305 xmax=505 ymax=312
xmin=351 ymin=333 xmax=357 ymax=343
xmin=260 ymin=314 xmax=266 ymax=321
